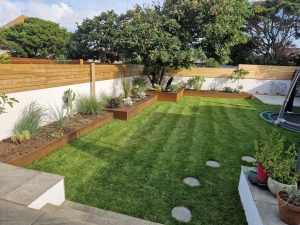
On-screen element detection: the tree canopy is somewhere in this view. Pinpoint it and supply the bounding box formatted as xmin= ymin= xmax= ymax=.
xmin=0 ymin=17 xmax=70 ymax=58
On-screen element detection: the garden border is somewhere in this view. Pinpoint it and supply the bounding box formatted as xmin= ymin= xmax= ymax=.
xmin=7 ymin=112 xmax=114 ymax=167
xmin=184 ymin=90 xmax=253 ymax=99
xmin=153 ymin=88 xmax=184 ymax=102
xmin=105 ymin=94 xmax=158 ymax=120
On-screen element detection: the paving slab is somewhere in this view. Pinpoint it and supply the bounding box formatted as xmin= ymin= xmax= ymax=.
xmin=62 ymin=200 xmax=106 ymax=216
xmin=103 ymin=211 xmax=151 ymax=225
xmin=183 ymin=177 xmax=200 ymax=187
xmin=171 ymin=206 xmax=191 ymax=223
xmin=2 ymin=172 xmax=63 ymax=206
xmin=254 ymin=95 xmax=300 ymax=107
xmin=206 ymin=160 xmax=221 ymax=168
xmin=0 ymin=199 xmax=42 ymax=225
xmin=0 ymin=163 xmax=39 ymax=196
xmin=242 ymin=156 xmax=256 ymax=163
xmin=32 ymin=213 xmax=95 ymax=225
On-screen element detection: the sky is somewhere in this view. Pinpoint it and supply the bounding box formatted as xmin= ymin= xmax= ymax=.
xmin=0 ymin=0 xmax=299 ymax=47
xmin=0 ymin=0 xmax=158 ymax=30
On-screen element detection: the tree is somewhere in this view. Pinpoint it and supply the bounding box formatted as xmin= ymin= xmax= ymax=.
xmin=0 ymin=18 xmax=70 ymax=58
xmin=69 ymin=11 xmax=120 ymax=62
xmin=246 ymin=0 xmax=300 ymax=65
xmin=116 ymin=6 xmax=200 ymax=88
xmin=163 ymin=0 xmax=250 ymax=64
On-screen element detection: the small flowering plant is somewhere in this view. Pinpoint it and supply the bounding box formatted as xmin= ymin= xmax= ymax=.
xmin=123 ymin=97 xmax=133 ymax=106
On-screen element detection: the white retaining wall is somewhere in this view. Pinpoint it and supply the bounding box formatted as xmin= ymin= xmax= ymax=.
xmin=169 ymin=77 xmax=291 ymax=96
xmin=0 ymin=78 xmax=129 ymax=141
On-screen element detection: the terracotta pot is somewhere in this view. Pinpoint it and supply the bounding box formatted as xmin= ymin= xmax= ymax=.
xmin=257 ymin=162 xmax=268 ymax=182
xmin=268 ymin=177 xmax=297 ymax=196
xmin=277 ymin=190 xmax=300 ymax=225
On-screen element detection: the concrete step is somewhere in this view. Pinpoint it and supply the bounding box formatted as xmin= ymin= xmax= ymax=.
xmin=42 ymin=201 xmax=162 ymax=225
xmin=0 ymin=163 xmax=65 ymax=209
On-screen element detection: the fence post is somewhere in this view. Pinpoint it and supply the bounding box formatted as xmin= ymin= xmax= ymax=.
xmin=90 ymin=63 xmax=96 ymax=97
xmin=80 ymin=59 xmax=84 ymax=65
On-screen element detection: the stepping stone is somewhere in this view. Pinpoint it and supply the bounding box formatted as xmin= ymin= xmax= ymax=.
xmin=183 ymin=177 xmax=200 ymax=187
xmin=242 ymin=156 xmax=256 ymax=163
xmin=171 ymin=207 xmax=191 ymax=223
xmin=206 ymin=160 xmax=221 ymax=168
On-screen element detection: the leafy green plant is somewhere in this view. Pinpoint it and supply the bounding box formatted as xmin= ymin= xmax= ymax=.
xmin=107 ymin=97 xmax=122 ymax=109
xmin=232 ymin=68 xmax=249 ymax=91
xmin=206 ymin=58 xmax=220 ymax=68
xmin=11 ymin=130 xmax=31 ymax=144
xmin=132 ymin=76 xmax=147 ymax=90
xmin=255 ymin=130 xmax=298 ymax=185
xmin=187 ymin=76 xmax=206 ymax=91
xmin=62 ymin=89 xmax=75 ymax=117
xmin=56 ymin=55 xmax=68 ymax=64
xmin=169 ymin=82 xmax=185 ymax=92
xmin=224 ymin=86 xmax=234 ymax=93
xmin=48 ymin=105 xmax=69 ymax=130
xmin=120 ymin=76 xmax=132 ymax=98
xmin=0 ymin=93 xmax=19 ymax=114
xmin=0 ymin=53 xmax=10 ymax=64
xmin=76 ymin=95 xmax=105 ymax=115
xmin=285 ymin=187 xmax=300 ymax=207
xmin=12 ymin=102 xmax=44 ymax=142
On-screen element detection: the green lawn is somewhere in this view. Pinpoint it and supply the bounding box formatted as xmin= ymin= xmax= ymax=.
xmin=28 ymin=97 xmax=299 ymax=225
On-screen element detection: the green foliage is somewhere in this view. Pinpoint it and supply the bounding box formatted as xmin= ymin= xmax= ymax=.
xmin=11 ymin=130 xmax=30 ymax=144
xmin=245 ymin=0 xmax=300 ymax=65
xmin=187 ymin=76 xmax=206 ymax=91
xmin=224 ymin=86 xmax=234 ymax=93
xmin=205 ymin=58 xmax=221 ymax=68
xmin=56 ymin=55 xmax=68 ymax=64
xmin=13 ymin=102 xmax=44 ymax=138
xmin=106 ymin=97 xmax=122 ymax=109
xmin=0 ymin=93 xmax=19 ymax=114
xmin=232 ymin=68 xmax=249 ymax=90
xmin=70 ymin=11 xmax=120 ymax=61
xmin=169 ymin=81 xmax=184 ymax=92
xmin=120 ymin=76 xmax=132 ymax=98
xmin=0 ymin=17 xmax=70 ymax=58
xmin=255 ymin=130 xmax=298 ymax=185
xmin=48 ymin=105 xmax=69 ymax=130
xmin=0 ymin=53 xmax=10 ymax=64
xmin=132 ymin=76 xmax=147 ymax=89
xmin=285 ymin=187 xmax=300 ymax=207
xmin=76 ymin=95 xmax=105 ymax=115
xmin=62 ymin=89 xmax=76 ymax=117
xmin=164 ymin=0 xmax=250 ymax=64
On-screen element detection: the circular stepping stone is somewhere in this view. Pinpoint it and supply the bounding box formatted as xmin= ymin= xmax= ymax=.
xmin=171 ymin=207 xmax=192 ymax=223
xmin=242 ymin=156 xmax=256 ymax=163
xmin=206 ymin=160 xmax=221 ymax=168
xmin=183 ymin=177 xmax=200 ymax=187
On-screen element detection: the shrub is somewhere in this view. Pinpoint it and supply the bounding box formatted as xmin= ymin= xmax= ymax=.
xmin=0 ymin=93 xmax=19 ymax=114
xmin=120 ymin=76 xmax=132 ymax=98
xmin=187 ymin=76 xmax=205 ymax=91
xmin=205 ymin=58 xmax=220 ymax=68
xmin=169 ymin=82 xmax=185 ymax=92
xmin=76 ymin=95 xmax=105 ymax=115
xmin=12 ymin=102 xmax=44 ymax=142
xmin=232 ymin=68 xmax=249 ymax=90
xmin=48 ymin=105 xmax=69 ymax=130
xmin=255 ymin=130 xmax=298 ymax=185
xmin=224 ymin=86 xmax=234 ymax=93
xmin=107 ymin=97 xmax=122 ymax=109
xmin=132 ymin=76 xmax=147 ymax=90
xmin=0 ymin=53 xmax=10 ymax=64
xmin=11 ymin=130 xmax=30 ymax=144
xmin=62 ymin=89 xmax=75 ymax=117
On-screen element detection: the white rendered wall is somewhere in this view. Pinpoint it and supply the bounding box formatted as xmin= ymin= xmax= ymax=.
xmin=0 ymin=78 xmax=129 ymax=141
xmin=170 ymin=76 xmax=291 ymax=96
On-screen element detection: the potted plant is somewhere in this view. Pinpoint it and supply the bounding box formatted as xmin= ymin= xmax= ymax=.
xmin=277 ymin=188 xmax=300 ymax=225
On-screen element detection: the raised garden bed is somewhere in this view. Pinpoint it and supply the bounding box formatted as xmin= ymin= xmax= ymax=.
xmin=152 ymin=88 xmax=184 ymax=102
xmin=0 ymin=112 xmax=113 ymax=167
xmin=184 ymin=90 xmax=253 ymax=99
xmin=105 ymin=94 xmax=158 ymax=120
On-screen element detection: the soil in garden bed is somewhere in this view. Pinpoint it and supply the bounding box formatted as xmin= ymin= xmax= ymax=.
xmin=0 ymin=113 xmax=110 ymax=163
xmin=184 ymin=89 xmax=253 ymax=99
xmin=106 ymin=94 xmax=154 ymax=111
